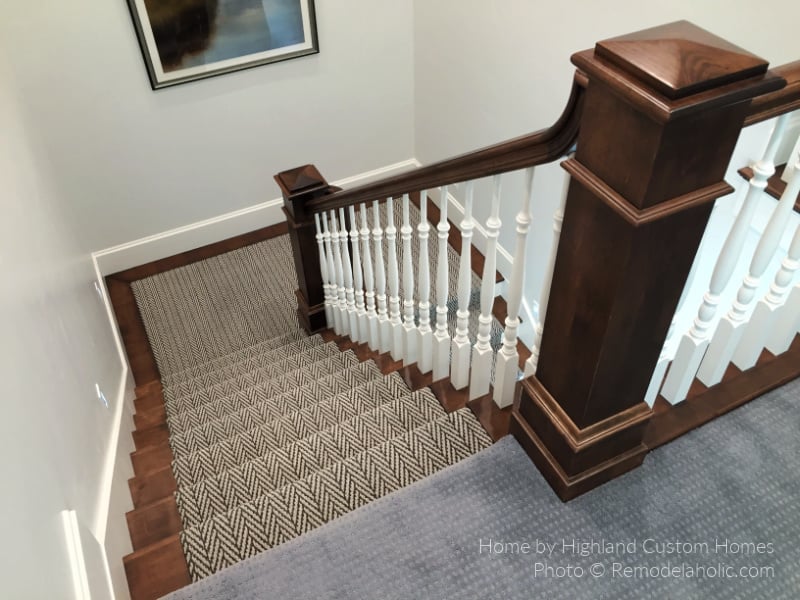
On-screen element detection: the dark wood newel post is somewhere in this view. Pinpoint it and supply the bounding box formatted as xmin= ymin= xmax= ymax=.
xmin=511 ymin=21 xmax=785 ymax=500
xmin=275 ymin=164 xmax=337 ymax=333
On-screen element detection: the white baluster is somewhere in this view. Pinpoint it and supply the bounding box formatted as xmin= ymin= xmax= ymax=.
xmin=699 ymin=147 xmax=800 ymax=381
xmin=644 ymin=322 xmax=675 ymax=407
xmin=768 ymin=288 xmax=800 ymax=354
xmin=523 ymin=168 xmax=569 ymax=378
xmin=417 ymin=190 xmax=433 ymax=373
xmin=322 ymin=213 xmax=341 ymax=334
xmin=433 ymin=185 xmax=451 ymax=380
xmin=349 ymin=205 xmax=367 ymax=343
xmin=494 ymin=167 xmax=535 ymax=408
xmin=360 ymin=204 xmax=380 ymax=350
xmin=330 ymin=211 xmax=348 ymax=336
xmin=401 ymin=194 xmax=418 ymax=364
xmin=470 ymin=175 xmax=502 ymax=400
xmin=372 ymin=201 xmax=391 ymax=353
xmin=385 ymin=198 xmax=404 ymax=360
xmin=751 ymin=222 xmax=800 ymax=356
xmin=660 ymin=116 xmax=789 ymax=400
xmin=338 ymin=207 xmax=358 ymax=339
xmin=314 ymin=213 xmax=334 ymax=329
xmin=451 ymin=181 xmax=475 ymax=389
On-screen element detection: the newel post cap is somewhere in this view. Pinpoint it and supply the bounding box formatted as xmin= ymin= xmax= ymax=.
xmin=571 ymin=20 xmax=786 ymax=121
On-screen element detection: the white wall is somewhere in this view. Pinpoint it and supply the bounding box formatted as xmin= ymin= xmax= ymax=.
xmin=1 ymin=0 xmax=414 ymax=255
xmin=414 ymin=0 xmax=800 ymax=313
xmin=0 ymin=48 xmax=132 ymax=598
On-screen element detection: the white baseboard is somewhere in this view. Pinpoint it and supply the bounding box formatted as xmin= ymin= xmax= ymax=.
xmin=92 ymin=158 xmax=420 ymax=276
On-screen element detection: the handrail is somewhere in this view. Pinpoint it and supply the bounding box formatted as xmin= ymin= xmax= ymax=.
xmin=745 ymin=61 xmax=800 ymax=126
xmin=305 ymin=71 xmax=588 ymax=214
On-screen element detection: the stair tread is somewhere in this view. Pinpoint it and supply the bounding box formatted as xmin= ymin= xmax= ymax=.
xmin=163 ymin=341 xmax=341 ymax=404
xmin=134 ymin=403 xmax=167 ymax=429
xmin=129 ymin=465 xmax=177 ymax=508
xmin=163 ymin=335 xmax=325 ymax=396
xmin=161 ymin=330 xmax=307 ymax=385
xmin=132 ymin=424 xmax=170 ymax=451
xmin=164 ymin=349 xmax=360 ymax=419
xmin=169 ymin=367 xmax=408 ymax=459
xmin=126 ymin=496 xmax=182 ymax=551
xmin=175 ymin=387 xmax=446 ymax=527
xmin=170 ymin=372 xmax=411 ymax=485
xmin=123 ymin=534 xmax=190 ymax=600
xmin=166 ymin=359 xmax=382 ymax=435
xmin=179 ymin=408 xmax=492 ymax=580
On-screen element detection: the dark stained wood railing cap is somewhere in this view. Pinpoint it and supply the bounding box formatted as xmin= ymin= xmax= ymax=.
xmin=572 ymin=20 xmax=786 ymax=122
xmin=274 ymin=164 xmax=329 ymax=198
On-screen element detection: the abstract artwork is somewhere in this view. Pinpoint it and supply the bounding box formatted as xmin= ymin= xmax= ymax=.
xmin=127 ymin=0 xmax=318 ymax=89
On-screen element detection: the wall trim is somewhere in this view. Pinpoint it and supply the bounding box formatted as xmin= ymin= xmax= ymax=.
xmin=92 ymin=158 xmax=420 ymax=276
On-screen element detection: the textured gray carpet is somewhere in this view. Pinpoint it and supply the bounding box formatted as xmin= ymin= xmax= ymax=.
xmin=164 ymin=378 xmax=800 ymax=600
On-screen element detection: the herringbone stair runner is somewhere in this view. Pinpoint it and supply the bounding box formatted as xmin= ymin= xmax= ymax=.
xmin=123 ymin=223 xmax=503 ymax=597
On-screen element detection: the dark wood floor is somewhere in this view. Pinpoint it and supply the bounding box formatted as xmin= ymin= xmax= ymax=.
xmin=110 ymin=208 xmax=800 ymax=600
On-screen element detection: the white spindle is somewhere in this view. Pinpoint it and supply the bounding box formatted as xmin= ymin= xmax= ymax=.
xmin=451 ymin=181 xmax=475 ymax=389
xmin=417 ymin=190 xmax=433 ymax=373
xmin=661 ymin=116 xmax=789 ymax=400
xmin=699 ymin=146 xmax=800 ymax=382
xmin=432 ymin=185 xmax=451 ymax=380
xmin=469 ymin=175 xmax=502 ymax=400
xmin=349 ymin=205 xmax=367 ymax=343
xmin=750 ymin=222 xmax=800 ymax=356
xmin=769 ymin=288 xmax=800 ymax=354
xmin=523 ymin=168 xmax=569 ymax=378
xmin=401 ymin=194 xmax=418 ymax=364
xmin=314 ymin=213 xmax=334 ymax=329
xmin=385 ymin=198 xmax=404 ymax=360
xmin=360 ymin=204 xmax=380 ymax=349
xmin=330 ymin=211 xmax=348 ymax=336
xmin=494 ymin=167 xmax=535 ymax=408
xmin=644 ymin=322 xmax=675 ymax=407
xmin=372 ymin=201 xmax=391 ymax=353
xmin=322 ymin=213 xmax=341 ymax=334
xmin=338 ymin=207 xmax=358 ymax=339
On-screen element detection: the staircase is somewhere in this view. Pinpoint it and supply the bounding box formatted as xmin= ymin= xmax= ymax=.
xmin=120 ymin=222 xmax=500 ymax=600
xmin=114 ymin=21 xmax=800 ymax=600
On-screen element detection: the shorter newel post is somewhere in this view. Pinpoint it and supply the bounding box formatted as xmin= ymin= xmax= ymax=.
xmin=275 ymin=165 xmax=337 ymax=333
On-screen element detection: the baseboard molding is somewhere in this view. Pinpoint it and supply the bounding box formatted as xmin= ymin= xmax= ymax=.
xmin=92 ymin=159 xmax=420 ymax=276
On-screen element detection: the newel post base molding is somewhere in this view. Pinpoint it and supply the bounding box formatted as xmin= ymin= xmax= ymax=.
xmin=512 ymin=378 xmax=651 ymax=501
xmin=275 ymin=164 xmax=336 ymax=334
xmin=511 ymin=21 xmax=786 ymax=500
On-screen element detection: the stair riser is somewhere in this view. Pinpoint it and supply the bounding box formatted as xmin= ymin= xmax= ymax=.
xmin=176 ymin=391 xmax=446 ymax=527
xmin=180 ymin=410 xmax=492 ymax=581
xmin=163 ymin=336 xmax=326 ymax=397
xmin=164 ymin=352 xmax=360 ymax=419
xmin=169 ymin=373 xmax=408 ymax=459
xmin=170 ymin=377 xmax=411 ymax=486
xmin=163 ymin=342 xmax=340 ymax=404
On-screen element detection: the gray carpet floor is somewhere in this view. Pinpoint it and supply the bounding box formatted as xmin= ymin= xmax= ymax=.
xmin=165 ymin=377 xmax=800 ymax=600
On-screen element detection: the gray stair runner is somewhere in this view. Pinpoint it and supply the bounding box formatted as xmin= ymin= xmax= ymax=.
xmin=180 ymin=407 xmax=491 ymax=580
xmin=166 ymin=361 xmax=383 ymax=435
xmin=129 ymin=231 xmax=497 ymax=584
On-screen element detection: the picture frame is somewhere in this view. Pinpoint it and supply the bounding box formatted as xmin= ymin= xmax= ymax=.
xmin=126 ymin=0 xmax=319 ymax=89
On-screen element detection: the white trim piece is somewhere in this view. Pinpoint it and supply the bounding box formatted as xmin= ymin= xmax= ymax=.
xmin=779 ymin=113 xmax=800 ymax=183
xmin=92 ymin=159 xmax=420 ymax=275
xmin=62 ymin=510 xmax=91 ymax=600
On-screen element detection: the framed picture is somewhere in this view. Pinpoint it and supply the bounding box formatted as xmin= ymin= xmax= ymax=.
xmin=126 ymin=0 xmax=319 ymax=89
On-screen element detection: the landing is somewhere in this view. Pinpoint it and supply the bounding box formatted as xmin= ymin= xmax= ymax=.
xmin=165 ymin=377 xmax=800 ymax=599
